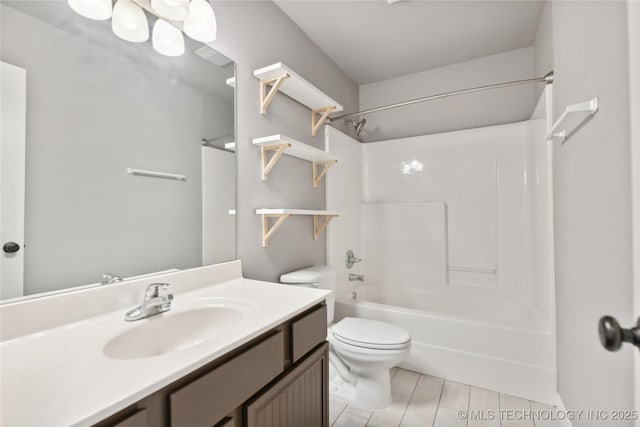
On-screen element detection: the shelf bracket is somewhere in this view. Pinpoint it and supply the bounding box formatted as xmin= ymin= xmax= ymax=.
xmin=311 ymin=106 xmax=336 ymax=136
xmin=312 ymin=160 xmax=337 ymax=188
xmin=313 ymin=214 xmax=337 ymax=241
xmin=260 ymin=143 xmax=291 ymax=180
xmin=261 ymin=214 xmax=290 ymax=247
xmin=259 ymin=74 xmax=289 ymax=115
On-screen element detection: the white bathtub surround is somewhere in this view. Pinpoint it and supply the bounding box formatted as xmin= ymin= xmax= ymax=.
xmin=326 ymin=91 xmax=557 ymax=404
xmin=324 ymin=127 xmax=365 ymax=292
xmin=335 ymin=286 xmax=556 ymax=405
xmin=0 ymin=261 xmax=330 ymax=426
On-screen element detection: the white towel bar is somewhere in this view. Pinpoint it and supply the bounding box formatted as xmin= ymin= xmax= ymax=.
xmin=126 ymin=168 xmax=186 ymax=181
xmin=546 ymin=97 xmax=599 ymax=142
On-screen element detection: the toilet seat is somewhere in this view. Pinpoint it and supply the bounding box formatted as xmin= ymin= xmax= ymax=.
xmin=330 ymin=317 xmax=411 ymax=350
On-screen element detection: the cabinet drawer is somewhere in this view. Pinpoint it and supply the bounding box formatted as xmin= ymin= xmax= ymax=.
xmin=109 ymin=410 xmax=147 ymax=427
xmin=291 ymin=305 xmax=327 ymax=363
xmin=170 ymin=331 xmax=284 ymax=427
xmin=214 ymin=417 xmax=236 ymax=427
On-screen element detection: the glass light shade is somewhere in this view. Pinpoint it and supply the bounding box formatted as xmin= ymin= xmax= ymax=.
xmin=112 ymin=0 xmax=149 ymax=43
xmin=67 ymin=0 xmax=112 ymax=20
xmin=184 ymin=0 xmax=217 ymax=43
xmin=152 ymin=19 xmax=185 ymax=57
xmin=150 ymin=0 xmax=189 ymax=21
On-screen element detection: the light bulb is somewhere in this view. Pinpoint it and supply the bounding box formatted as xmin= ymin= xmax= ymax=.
xmin=67 ymin=0 xmax=112 ymax=20
xmin=152 ymin=19 xmax=185 ymax=57
xmin=112 ymin=0 xmax=149 ymax=43
xmin=150 ymin=0 xmax=189 ymax=21
xmin=184 ymin=0 xmax=217 ymax=43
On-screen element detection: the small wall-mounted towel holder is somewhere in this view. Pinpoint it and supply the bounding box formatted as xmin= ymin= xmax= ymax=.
xmin=126 ymin=168 xmax=186 ymax=181
xmin=546 ymin=97 xmax=599 ymax=142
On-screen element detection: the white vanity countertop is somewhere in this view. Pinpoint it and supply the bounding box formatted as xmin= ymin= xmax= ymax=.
xmin=0 ymin=276 xmax=329 ymax=427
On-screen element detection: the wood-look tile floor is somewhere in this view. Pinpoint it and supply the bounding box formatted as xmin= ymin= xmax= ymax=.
xmin=330 ymin=368 xmax=562 ymax=427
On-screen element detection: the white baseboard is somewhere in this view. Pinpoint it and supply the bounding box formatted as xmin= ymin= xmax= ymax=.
xmin=398 ymin=341 xmax=557 ymax=405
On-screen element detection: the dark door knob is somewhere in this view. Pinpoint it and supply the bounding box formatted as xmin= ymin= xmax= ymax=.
xmin=599 ymin=315 xmax=640 ymax=351
xmin=2 ymin=242 xmax=20 ymax=254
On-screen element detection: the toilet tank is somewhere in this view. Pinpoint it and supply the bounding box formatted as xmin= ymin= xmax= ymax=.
xmin=280 ymin=266 xmax=336 ymax=324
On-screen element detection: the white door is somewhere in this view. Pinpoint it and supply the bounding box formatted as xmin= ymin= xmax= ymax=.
xmin=600 ymin=2 xmax=640 ymax=420
xmin=201 ymin=145 xmax=236 ymax=265
xmin=628 ymin=0 xmax=640 ymax=420
xmin=0 ymin=61 xmax=27 ymax=299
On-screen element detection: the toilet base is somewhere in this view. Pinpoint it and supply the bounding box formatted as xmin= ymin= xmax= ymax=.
xmin=329 ymin=360 xmax=392 ymax=410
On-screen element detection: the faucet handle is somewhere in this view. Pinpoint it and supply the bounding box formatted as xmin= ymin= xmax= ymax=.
xmin=101 ymin=273 xmax=123 ymax=284
xmin=145 ymin=283 xmax=170 ymax=298
xmin=345 ymin=249 xmax=363 ymax=269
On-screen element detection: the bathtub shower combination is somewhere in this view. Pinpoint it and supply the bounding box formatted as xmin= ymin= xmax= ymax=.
xmin=326 ymin=88 xmax=556 ymax=404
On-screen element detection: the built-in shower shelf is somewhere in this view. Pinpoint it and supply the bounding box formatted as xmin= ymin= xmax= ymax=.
xmin=546 ymin=97 xmax=599 ymax=142
xmin=253 ymin=63 xmax=344 ymax=136
xmin=256 ymin=209 xmax=341 ymax=247
xmin=253 ymin=134 xmax=340 ymax=187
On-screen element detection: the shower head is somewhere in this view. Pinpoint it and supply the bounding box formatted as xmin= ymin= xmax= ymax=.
xmin=345 ymin=117 xmax=367 ymax=137
xmin=354 ymin=117 xmax=366 ymax=136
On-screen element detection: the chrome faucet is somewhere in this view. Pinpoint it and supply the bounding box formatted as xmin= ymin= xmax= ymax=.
xmin=125 ymin=283 xmax=173 ymax=321
xmin=102 ymin=273 xmax=123 ymax=284
xmin=348 ymin=273 xmax=364 ymax=282
xmin=345 ymin=249 xmax=362 ymax=269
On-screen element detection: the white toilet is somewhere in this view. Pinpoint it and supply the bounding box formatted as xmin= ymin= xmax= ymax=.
xmin=280 ymin=266 xmax=411 ymax=410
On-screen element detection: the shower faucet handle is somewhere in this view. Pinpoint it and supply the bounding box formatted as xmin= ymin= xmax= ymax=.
xmin=345 ymin=249 xmax=362 ymax=269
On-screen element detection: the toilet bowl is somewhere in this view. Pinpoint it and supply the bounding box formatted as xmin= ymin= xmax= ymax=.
xmin=280 ymin=266 xmax=411 ymax=410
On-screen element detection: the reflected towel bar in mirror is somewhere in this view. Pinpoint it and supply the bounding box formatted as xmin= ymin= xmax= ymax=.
xmin=126 ymin=168 xmax=186 ymax=181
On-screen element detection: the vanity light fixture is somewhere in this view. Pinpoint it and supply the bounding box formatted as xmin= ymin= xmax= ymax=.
xmin=67 ymin=0 xmax=112 ymax=20
xmin=152 ymin=18 xmax=185 ymax=57
xmin=151 ymin=0 xmax=190 ymax=21
xmin=184 ymin=0 xmax=217 ymax=42
xmin=112 ymin=0 xmax=149 ymax=43
xmin=68 ymin=0 xmax=217 ymax=59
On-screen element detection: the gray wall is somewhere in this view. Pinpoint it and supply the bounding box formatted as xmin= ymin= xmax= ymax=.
xmin=1 ymin=5 xmax=234 ymax=295
xmin=357 ymin=47 xmax=539 ymax=142
xmin=552 ymin=0 xmax=635 ymax=418
xmin=534 ymin=1 xmax=553 ymax=77
xmin=208 ymin=1 xmax=359 ymax=281
xmin=533 ymin=1 xmax=553 ymax=99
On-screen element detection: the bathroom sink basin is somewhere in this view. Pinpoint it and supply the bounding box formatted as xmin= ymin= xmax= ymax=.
xmin=103 ymin=302 xmax=251 ymax=360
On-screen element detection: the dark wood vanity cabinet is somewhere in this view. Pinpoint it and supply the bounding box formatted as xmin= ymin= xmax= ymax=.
xmin=94 ymin=304 xmax=329 ymax=427
xmin=245 ymin=344 xmax=328 ymax=427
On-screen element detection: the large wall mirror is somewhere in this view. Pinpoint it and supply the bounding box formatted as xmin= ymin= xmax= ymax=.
xmin=0 ymin=0 xmax=236 ymax=302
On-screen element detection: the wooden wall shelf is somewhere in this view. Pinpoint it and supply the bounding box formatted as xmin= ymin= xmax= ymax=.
xmin=253 ymin=63 xmax=344 ymax=136
xmin=252 ymin=135 xmax=339 ymax=187
xmin=256 ymin=209 xmax=341 ymax=247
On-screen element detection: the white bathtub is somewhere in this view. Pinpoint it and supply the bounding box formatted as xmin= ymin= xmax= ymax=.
xmin=334 ymin=284 xmax=557 ymax=405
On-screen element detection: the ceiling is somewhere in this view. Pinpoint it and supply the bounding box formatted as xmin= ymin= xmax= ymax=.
xmin=274 ymin=0 xmax=545 ymax=85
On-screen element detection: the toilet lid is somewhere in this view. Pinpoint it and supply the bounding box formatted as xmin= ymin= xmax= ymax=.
xmin=331 ymin=317 xmax=411 ymax=350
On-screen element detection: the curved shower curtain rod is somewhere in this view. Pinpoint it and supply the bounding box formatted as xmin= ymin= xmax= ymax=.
xmin=330 ymin=71 xmax=554 ymax=123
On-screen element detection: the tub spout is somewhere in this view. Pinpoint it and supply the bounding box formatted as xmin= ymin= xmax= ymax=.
xmin=349 ymin=273 xmax=364 ymax=282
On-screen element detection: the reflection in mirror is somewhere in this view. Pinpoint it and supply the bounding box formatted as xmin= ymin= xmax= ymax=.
xmin=0 ymin=0 xmax=236 ymax=302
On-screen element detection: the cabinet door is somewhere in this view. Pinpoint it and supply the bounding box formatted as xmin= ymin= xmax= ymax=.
xmin=170 ymin=331 xmax=284 ymax=427
xmin=245 ymin=343 xmax=328 ymax=427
